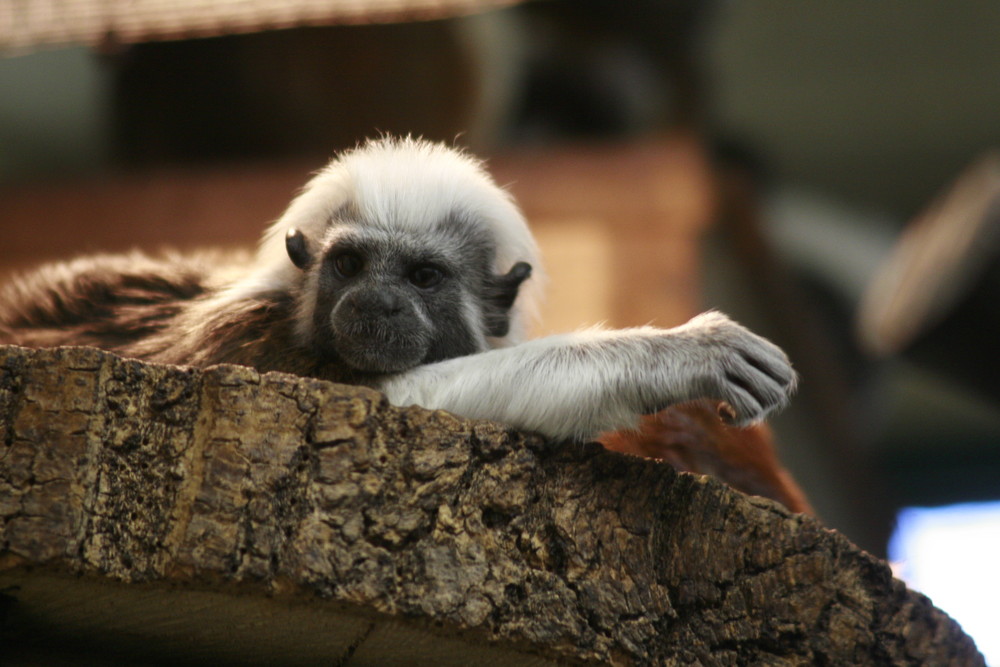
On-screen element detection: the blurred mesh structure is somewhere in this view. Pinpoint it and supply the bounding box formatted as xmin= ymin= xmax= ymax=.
xmin=0 ymin=0 xmax=522 ymax=52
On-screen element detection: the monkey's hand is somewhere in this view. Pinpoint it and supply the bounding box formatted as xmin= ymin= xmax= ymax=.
xmin=658 ymin=311 xmax=797 ymax=423
xmin=378 ymin=311 xmax=796 ymax=442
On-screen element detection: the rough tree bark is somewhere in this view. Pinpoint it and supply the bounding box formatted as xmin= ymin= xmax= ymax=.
xmin=0 ymin=345 xmax=984 ymax=666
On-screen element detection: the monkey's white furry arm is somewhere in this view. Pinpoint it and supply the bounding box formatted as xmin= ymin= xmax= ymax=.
xmin=378 ymin=311 xmax=796 ymax=442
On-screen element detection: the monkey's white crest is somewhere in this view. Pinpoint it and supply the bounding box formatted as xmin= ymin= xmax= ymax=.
xmin=229 ymin=136 xmax=544 ymax=346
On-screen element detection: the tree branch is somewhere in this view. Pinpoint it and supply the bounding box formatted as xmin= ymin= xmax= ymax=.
xmin=0 ymin=345 xmax=984 ymax=665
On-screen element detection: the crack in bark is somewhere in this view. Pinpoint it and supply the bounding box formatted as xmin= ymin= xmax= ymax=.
xmin=335 ymin=620 xmax=377 ymax=667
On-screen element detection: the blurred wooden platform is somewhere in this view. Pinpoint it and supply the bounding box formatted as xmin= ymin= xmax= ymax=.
xmin=0 ymin=135 xmax=713 ymax=335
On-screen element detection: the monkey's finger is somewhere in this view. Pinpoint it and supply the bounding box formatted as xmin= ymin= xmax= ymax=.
xmin=740 ymin=349 xmax=797 ymax=392
xmin=728 ymin=361 xmax=792 ymax=412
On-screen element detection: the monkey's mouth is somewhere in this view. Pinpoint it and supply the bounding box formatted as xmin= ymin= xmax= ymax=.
xmin=332 ymin=324 xmax=429 ymax=374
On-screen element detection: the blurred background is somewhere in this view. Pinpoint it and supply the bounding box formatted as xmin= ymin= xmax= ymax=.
xmin=2 ymin=0 xmax=999 ymax=656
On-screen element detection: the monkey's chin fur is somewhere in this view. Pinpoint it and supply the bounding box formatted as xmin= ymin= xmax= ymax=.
xmin=339 ymin=349 xmax=421 ymax=374
xmin=332 ymin=328 xmax=430 ymax=374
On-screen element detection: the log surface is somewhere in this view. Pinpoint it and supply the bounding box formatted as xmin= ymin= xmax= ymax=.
xmin=0 ymin=345 xmax=984 ymax=665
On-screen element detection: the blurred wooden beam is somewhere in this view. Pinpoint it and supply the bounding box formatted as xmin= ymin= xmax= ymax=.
xmin=1 ymin=0 xmax=526 ymax=53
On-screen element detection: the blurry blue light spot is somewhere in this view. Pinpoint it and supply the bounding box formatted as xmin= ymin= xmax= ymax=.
xmin=890 ymin=501 xmax=1000 ymax=665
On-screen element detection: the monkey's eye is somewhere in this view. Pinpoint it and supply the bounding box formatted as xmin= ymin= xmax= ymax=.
xmin=408 ymin=265 xmax=445 ymax=289
xmin=332 ymin=252 xmax=364 ymax=279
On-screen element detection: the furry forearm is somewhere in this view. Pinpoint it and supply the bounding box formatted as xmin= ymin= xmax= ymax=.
xmin=378 ymin=312 xmax=796 ymax=442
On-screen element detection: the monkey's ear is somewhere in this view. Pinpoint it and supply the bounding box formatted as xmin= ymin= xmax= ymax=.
xmin=285 ymin=228 xmax=314 ymax=270
xmin=483 ymin=262 xmax=532 ymax=337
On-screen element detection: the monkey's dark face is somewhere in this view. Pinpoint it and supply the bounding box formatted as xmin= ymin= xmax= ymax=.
xmin=292 ymin=222 xmax=530 ymax=376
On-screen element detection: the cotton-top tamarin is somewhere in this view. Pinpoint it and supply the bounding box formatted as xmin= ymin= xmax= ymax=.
xmin=0 ymin=137 xmax=799 ymax=502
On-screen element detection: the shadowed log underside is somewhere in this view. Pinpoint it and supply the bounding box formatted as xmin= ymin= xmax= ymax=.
xmin=0 ymin=345 xmax=984 ymax=666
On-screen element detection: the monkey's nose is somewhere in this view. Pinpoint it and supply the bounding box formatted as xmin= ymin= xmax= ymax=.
xmin=349 ymin=290 xmax=404 ymax=317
